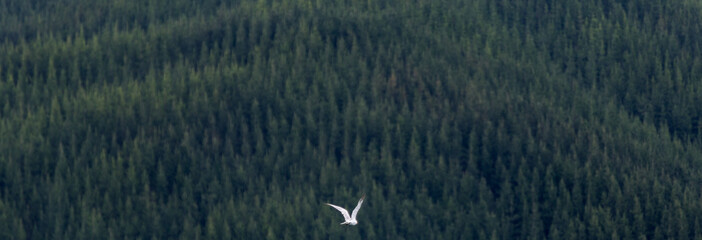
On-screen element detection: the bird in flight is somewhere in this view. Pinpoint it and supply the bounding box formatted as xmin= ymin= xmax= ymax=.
xmin=325 ymin=194 xmax=366 ymax=225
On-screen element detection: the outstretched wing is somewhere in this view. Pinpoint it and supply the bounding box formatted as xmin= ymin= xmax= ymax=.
xmin=351 ymin=194 xmax=365 ymax=220
xmin=326 ymin=203 xmax=351 ymax=221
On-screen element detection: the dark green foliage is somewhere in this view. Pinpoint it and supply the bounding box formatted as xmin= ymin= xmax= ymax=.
xmin=2 ymin=0 xmax=702 ymax=239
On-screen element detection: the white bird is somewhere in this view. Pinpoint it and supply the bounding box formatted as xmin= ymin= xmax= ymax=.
xmin=325 ymin=194 xmax=366 ymax=225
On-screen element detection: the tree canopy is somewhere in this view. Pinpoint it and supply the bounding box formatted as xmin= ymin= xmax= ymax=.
xmin=2 ymin=0 xmax=702 ymax=239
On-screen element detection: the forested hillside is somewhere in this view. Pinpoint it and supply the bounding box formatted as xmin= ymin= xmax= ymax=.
xmin=2 ymin=0 xmax=702 ymax=239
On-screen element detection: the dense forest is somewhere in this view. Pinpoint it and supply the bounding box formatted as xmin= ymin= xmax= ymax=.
xmin=1 ymin=0 xmax=702 ymax=239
